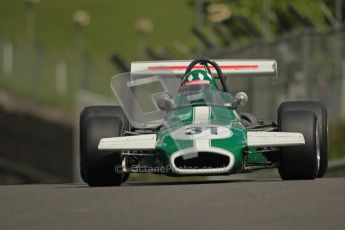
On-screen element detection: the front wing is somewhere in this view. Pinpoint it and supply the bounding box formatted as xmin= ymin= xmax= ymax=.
xmin=98 ymin=132 xmax=304 ymax=150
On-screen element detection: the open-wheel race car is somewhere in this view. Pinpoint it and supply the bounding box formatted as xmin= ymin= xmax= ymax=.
xmin=80 ymin=58 xmax=328 ymax=186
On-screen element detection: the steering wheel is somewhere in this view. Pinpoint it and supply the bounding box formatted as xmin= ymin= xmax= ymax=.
xmin=184 ymin=58 xmax=229 ymax=92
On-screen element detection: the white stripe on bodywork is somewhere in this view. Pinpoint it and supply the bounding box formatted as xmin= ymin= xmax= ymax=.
xmin=193 ymin=106 xmax=210 ymax=124
xmin=170 ymin=106 xmax=235 ymax=175
xmin=195 ymin=139 xmax=209 ymax=150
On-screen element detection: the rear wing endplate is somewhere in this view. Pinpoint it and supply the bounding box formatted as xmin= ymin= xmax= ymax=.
xmin=131 ymin=59 xmax=277 ymax=79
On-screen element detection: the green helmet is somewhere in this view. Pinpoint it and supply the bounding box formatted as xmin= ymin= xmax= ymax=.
xmin=181 ymin=69 xmax=218 ymax=90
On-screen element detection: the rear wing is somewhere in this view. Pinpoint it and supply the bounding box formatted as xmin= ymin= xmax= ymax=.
xmin=131 ymin=59 xmax=277 ymax=79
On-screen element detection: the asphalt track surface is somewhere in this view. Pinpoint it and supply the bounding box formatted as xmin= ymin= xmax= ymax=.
xmin=0 ymin=177 xmax=344 ymax=230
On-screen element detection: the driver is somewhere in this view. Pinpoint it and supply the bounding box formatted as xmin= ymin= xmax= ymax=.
xmin=179 ymin=69 xmax=232 ymax=107
xmin=180 ymin=69 xmax=218 ymax=94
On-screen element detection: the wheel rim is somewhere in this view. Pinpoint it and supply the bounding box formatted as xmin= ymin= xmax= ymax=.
xmin=316 ymin=121 xmax=321 ymax=173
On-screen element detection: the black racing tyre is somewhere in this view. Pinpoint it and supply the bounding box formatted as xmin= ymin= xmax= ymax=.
xmin=278 ymin=101 xmax=328 ymax=177
xmin=240 ymin=112 xmax=258 ymax=128
xmin=278 ymin=110 xmax=319 ymax=180
xmin=80 ymin=106 xmax=128 ymax=182
xmin=80 ymin=106 xmax=128 ymax=186
xmin=83 ymin=116 xmax=123 ymax=186
xmin=122 ymin=173 xmax=130 ymax=183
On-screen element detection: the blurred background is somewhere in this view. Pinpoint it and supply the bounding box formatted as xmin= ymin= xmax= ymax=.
xmin=0 ymin=0 xmax=344 ymax=184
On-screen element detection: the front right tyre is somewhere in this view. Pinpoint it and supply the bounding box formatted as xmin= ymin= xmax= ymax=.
xmin=80 ymin=106 xmax=127 ymax=186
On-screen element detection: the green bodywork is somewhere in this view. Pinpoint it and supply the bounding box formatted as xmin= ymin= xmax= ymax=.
xmin=151 ymin=88 xmax=267 ymax=175
xmin=111 ymin=70 xmax=270 ymax=175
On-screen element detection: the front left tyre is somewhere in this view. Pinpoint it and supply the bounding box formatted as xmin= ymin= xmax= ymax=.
xmin=278 ymin=110 xmax=320 ymax=180
xmin=278 ymin=101 xmax=328 ymax=177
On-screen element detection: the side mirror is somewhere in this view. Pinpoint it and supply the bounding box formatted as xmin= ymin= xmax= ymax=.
xmin=234 ymin=92 xmax=248 ymax=107
xmin=157 ymin=93 xmax=174 ymax=111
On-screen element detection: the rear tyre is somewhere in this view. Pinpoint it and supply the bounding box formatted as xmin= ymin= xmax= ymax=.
xmin=240 ymin=112 xmax=258 ymax=128
xmin=278 ymin=110 xmax=319 ymax=180
xmin=278 ymin=101 xmax=328 ymax=177
xmin=80 ymin=106 xmax=128 ymax=186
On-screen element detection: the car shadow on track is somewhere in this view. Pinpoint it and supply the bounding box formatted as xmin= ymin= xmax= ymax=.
xmin=55 ymin=178 xmax=281 ymax=188
xmin=125 ymin=178 xmax=280 ymax=186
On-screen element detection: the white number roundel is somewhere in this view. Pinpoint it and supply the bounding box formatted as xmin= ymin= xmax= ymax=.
xmin=171 ymin=124 xmax=232 ymax=140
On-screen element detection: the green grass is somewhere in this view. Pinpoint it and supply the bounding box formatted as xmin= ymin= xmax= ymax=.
xmin=329 ymin=119 xmax=345 ymax=159
xmin=0 ymin=0 xmax=196 ymax=108
xmin=0 ymin=0 xmax=196 ymax=60
xmin=0 ymin=0 xmax=335 ymax=109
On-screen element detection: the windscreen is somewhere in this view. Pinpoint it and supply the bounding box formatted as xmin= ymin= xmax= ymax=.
xmin=173 ymin=88 xmax=233 ymax=109
xmin=111 ymin=70 xmax=235 ymax=129
xmin=111 ymin=71 xmax=180 ymax=129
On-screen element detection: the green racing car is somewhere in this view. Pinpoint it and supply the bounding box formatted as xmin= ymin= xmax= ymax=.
xmin=80 ymin=58 xmax=328 ymax=186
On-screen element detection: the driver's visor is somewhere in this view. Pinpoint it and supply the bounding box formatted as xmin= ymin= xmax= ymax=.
xmin=182 ymin=79 xmax=210 ymax=87
xmin=179 ymin=81 xmax=211 ymax=94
